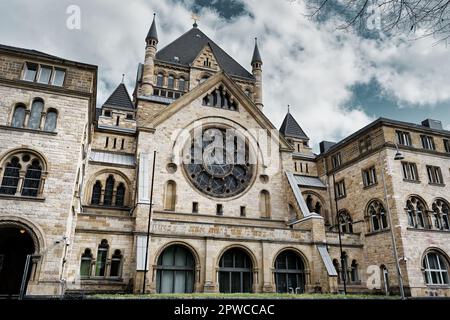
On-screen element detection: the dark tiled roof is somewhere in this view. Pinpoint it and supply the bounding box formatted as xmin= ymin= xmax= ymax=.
xmin=279 ymin=112 xmax=309 ymax=140
xmin=103 ymin=83 xmax=135 ymax=109
xmin=146 ymin=14 xmax=158 ymax=42
xmin=155 ymin=27 xmax=255 ymax=80
xmin=251 ymin=39 xmax=262 ymax=64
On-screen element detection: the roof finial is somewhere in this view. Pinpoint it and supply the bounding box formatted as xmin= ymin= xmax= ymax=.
xmin=288 ymin=104 xmax=290 ymax=113
xmin=122 ymin=74 xmax=125 ymax=83
xmin=251 ymin=37 xmax=262 ymax=66
xmin=191 ymin=13 xmax=200 ymax=28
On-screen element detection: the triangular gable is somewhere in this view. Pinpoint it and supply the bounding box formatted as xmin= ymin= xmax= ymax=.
xmin=148 ymin=71 xmax=293 ymax=151
xmin=191 ymin=43 xmax=220 ymax=71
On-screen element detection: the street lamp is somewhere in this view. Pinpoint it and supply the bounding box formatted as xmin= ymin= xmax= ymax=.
xmin=378 ymin=142 xmax=405 ymax=299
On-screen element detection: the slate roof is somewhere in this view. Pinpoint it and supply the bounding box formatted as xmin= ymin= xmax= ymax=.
xmin=294 ymin=175 xmax=326 ymax=189
xmin=279 ymin=112 xmax=309 ymax=140
xmin=251 ymin=39 xmax=262 ymax=64
xmin=90 ymin=150 xmax=135 ymax=167
xmin=155 ymin=27 xmax=255 ymax=80
xmin=103 ymin=83 xmax=135 ymax=109
xmin=146 ymin=14 xmax=158 ymax=42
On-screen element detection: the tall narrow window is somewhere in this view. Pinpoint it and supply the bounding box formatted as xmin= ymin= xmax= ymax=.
xmin=402 ymin=162 xmax=419 ymax=181
xmin=240 ymin=206 xmax=246 ymax=217
xmin=167 ymin=75 xmax=174 ymax=89
xmin=103 ymin=175 xmax=115 ymax=206
xmin=367 ymin=200 xmax=388 ymax=232
xmin=121 ymin=139 xmax=125 ymax=150
xmin=444 ymin=139 xmax=450 ymax=153
xmin=113 ymin=138 xmax=117 ymax=149
xmin=421 ymin=135 xmax=436 ymax=150
xmin=28 ymin=99 xmax=44 ymax=130
xmin=164 ymin=181 xmax=176 ymax=211
xmin=110 ymin=249 xmax=122 ymax=277
xmin=52 ymin=69 xmax=65 ymax=86
xmin=80 ymin=248 xmax=93 ymax=277
xmin=335 ymin=180 xmax=346 ymax=198
xmin=216 ymin=204 xmax=223 ymax=216
xmin=11 ymin=104 xmax=26 ymax=128
xmin=115 ymin=183 xmax=125 ymax=207
xmin=116 ymin=116 xmax=120 ymax=126
xmin=23 ymin=63 xmax=38 ymax=82
xmin=21 ymin=159 xmax=42 ymax=197
xmin=362 ymin=166 xmax=377 ymax=187
xmin=426 ymin=165 xmax=444 ymax=185
xmin=0 ymin=157 xmax=21 ymax=195
xmin=156 ymin=73 xmax=164 ymax=87
xmin=43 ymin=110 xmax=57 ymax=132
xmin=396 ymin=130 xmax=412 ymax=146
xmin=331 ymin=153 xmax=342 ymax=168
xmin=95 ymin=240 xmax=109 ymax=277
xmin=192 ymin=202 xmax=199 ymax=213
xmin=259 ymin=190 xmax=271 ymax=218
xmin=338 ymin=210 xmax=353 ymax=233
xmin=178 ymin=77 xmax=185 ymax=91
xmin=350 ymin=260 xmax=359 ymax=283
xmin=105 ymin=137 xmax=109 ymax=148
xmin=91 ymin=181 xmax=102 ymax=205
xmin=406 ymin=196 xmax=429 ymax=229
xmin=37 ymin=66 xmax=52 ymax=84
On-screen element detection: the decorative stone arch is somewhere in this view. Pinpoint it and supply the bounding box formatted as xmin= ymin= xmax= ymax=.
xmin=302 ymin=190 xmax=326 ymax=221
xmin=430 ymin=198 xmax=450 ymax=230
xmin=0 ymin=216 xmax=46 ymax=253
xmin=8 ymin=102 xmax=28 ymax=125
xmin=271 ymin=247 xmax=311 ymax=293
xmin=405 ymin=194 xmax=430 ymax=229
xmin=198 ymin=71 xmax=213 ymax=82
xmin=0 ymin=148 xmax=49 ymax=197
xmin=421 ymin=247 xmax=450 ymax=286
xmin=216 ymin=244 xmax=260 ymax=293
xmin=84 ymin=169 xmax=132 ymax=206
xmin=364 ymin=198 xmax=388 ymax=232
xmin=152 ymin=241 xmax=202 ymax=292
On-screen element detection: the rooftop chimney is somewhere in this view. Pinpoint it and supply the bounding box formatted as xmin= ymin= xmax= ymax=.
xmin=421 ymin=119 xmax=443 ymax=130
xmin=319 ymin=141 xmax=336 ymax=154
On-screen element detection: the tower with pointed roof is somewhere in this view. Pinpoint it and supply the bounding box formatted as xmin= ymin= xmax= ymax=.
xmin=142 ymin=13 xmax=158 ymax=96
xmin=251 ymin=38 xmax=263 ymax=109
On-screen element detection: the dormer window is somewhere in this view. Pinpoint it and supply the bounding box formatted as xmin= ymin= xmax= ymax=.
xmin=37 ymin=66 xmax=52 ymax=84
xmin=104 ymin=110 xmax=111 ymax=117
xmin=24 ymin=63 xmax=38 ymax=82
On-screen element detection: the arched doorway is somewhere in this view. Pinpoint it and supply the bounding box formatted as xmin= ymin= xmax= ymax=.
xmin=218 ymin=248 xmax=253 ymax=293
xmin=0 ymin=225 xmax=35 ymax=296
xmin=274 ymin=250 xmax=306 ymax=294
xmin=155 ymin=245 xmax=195 ymax=293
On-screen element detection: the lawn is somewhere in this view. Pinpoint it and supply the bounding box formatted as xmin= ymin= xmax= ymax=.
xmin=89 ymin=293 xmax=398 ymax=300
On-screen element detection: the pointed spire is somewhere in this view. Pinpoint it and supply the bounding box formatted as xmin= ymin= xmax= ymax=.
xmin=251 ymin=37 xmax=262 ymax=66
xmin=146 ymin=13 xmax=158 ymax=44
xmin=279 ymin=109 xmax=309 ymax=141
xmin=103 ymin=83 xmax=135 ymax=110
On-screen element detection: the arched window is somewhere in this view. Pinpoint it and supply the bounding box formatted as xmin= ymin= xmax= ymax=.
xmin=406 ymin=196 xmax=429 ymax=229
xmin=350 ymin=260 xmax=359 ymax=283
xmin=432 ymin=199 xmax=450 ymax=230
xmin=28 ymin=99 xmax=44 ymax=130
xmin=43 ymin=109 xmax=58 ymax=132
xmin=315 ymin=202 xmax=322 ymax=215
xmin=164 ymin=181 xmax=176 ymax=211
xmin=380 ymin=265 xmax=389 ymax=294
xmin=156 ymin=245 xmax=195 ymax=293
xmin=333 ymin=259 xmax=341 ymax=284
xmin=423 ymin=251 xmax=449 ymax=285
xmin=91 ymin=181 xmax=102 ymax=205
xmin=274 ymin=250 xmax=306 ymax=294
xmin=95 ymin=239 xmax=109 ymax=277
xmin=0 ymin=152 xmax=44 ymax=197
xmin=80 ymin=248 xmax=93 ymax=277
xmin=341 ymin=252 xmax=349 ymax=284
xmin=306 ymin=195 xmax=313 ymax=212
xmin=167 ymin=75 xmax=174 ymax=89
xmin=0 ymin=156 xmax=21 ymax=195
xmin=367 ymin=200 xmax=388 ymax=232
xmin=338 ymin=210 xmax=353 ymax=233
xmin=156 ymin=73 xmax=164 ymax=87
xmin=259 ymin=190 xmax=271 ymax=218
xmin=178 ymin=77 xmax=185 ymax=91
xmin=115 ymin=183 xmax=125 ymax=207
xmin=110 ymin=249 xmax=123 ymax=277
xmin=103 ymin=175 xmax=115 ymax=206
xmin=219 ymin=248 xmax=253 ymax=293
xmin=22 ymin=159 xmax=42 ymax=197
xmin=11 ymin=104 xmax=26 ymax=128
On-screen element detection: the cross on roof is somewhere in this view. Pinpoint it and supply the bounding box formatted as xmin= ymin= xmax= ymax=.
xmin=191 ymin=13 xmax=200 ymax=27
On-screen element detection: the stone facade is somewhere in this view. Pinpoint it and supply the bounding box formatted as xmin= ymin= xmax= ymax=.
xmin=0 ymin=21 xmax=449 ymax=298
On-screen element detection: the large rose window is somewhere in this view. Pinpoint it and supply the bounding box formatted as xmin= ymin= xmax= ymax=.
xmin=183 ymin=127 xmax=254 ymax=198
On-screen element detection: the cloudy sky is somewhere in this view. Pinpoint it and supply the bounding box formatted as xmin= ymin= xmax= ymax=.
xmin=1 ymin=0 xmax=449 ymax=149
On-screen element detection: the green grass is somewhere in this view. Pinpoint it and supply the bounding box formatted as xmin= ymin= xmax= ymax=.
xmin=89 ymin=293 xmax=399 ymax=300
